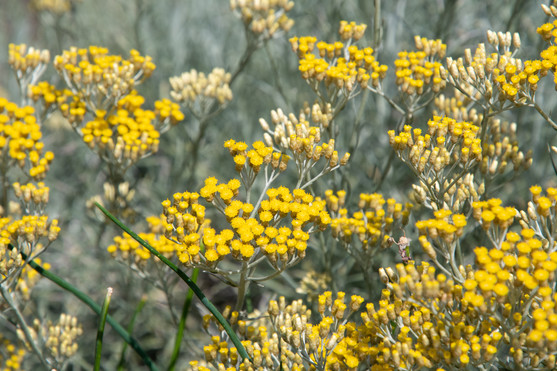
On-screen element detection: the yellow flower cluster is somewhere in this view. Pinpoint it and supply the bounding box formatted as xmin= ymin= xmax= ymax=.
xmin=153 ymin=98 xmax=185 ymax=129
xmin=0 ymin=98 xmax=55 ymax=180
xmin=461 ymin=229 xmax=557 ymax=369
xmin=0 ymin=336 xmax=26 ymax=371
xmin=290 ymin=21 xmax=388 ymax=97
xmin=108 ymin=214 xmax=179 ymax=269
xmin=162 ymin=180 xmax=330 ymax=269
xmin=230 ymin=0 xmax=294 ymax=38
xmin=259 ymin=107 xmax=349 ymax=173
xmin=472 ymin=198 xmax=516 ymax=244
xmin=53 ymin=46 xmax=155 ymax=110
xmin=79 ymin=91 xmax=163 ymax=167
xmin=192 ymin=227 xmax=557 ymax=370
xmin=359 ymin=262 xmax=499 ymax=369
xmin=388 ymin=116 xmax=482 ymax=212
xmin=169 ymin=68 xmax=232 ymax=116
xmin=394 ymin=36 xmax=447 ymax=95
xmin=326 ymin=190 xmax=412 ymax=253
xmin=28 ymin=81 xmax=62 ymax=112
xmin=1 ymin=215 xmax=60 ymax=252
xmin=537 ymin=15 xmax=557 ymax=89
xmin=0 ymin=214 xmax=58 ymax=291
xmin=56 ymin=88 xmax=86 ymax=125
xmin=415 ymin=208 xmax=467 ymax=262
xmin=224 ymin=139 xmax=287 ymax=176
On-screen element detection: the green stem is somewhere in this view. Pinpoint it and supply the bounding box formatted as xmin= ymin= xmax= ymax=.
xmin=167 ymin=268 xmax=199 ymax=371
xmin=95 ymin=203 xmax=250 ymax=361
xmin=94 ymin=287 xmax=113 ymax=371
xmin=8 ymin=245 xmax=159 ymax=371
xmin=0 ymin=284 xmax=51 ymax=370
xmin=235 ymin=262 xmax=249 ymax=312
xmin=117 ymin=295 xmax=147 ymax=371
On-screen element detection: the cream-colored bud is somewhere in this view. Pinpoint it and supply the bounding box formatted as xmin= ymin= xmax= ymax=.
xmin=487 ymin=30 xmax=497 ymax=45
xmin=512 ymin=33 xmax=521 ymax=49
xmin=464 ymin=48 xmax=472 ymax=65
xmin=264 ymin=133 xmax=274 ymax=147
xmin=259 ymin=118 xmax=270 ymax=131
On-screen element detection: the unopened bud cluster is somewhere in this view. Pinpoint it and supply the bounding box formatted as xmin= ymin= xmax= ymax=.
xmin=445 ymin=28 xmax=555 ymax=111
xmin=192 ymin=292 xmax=365 ymax=370
xmin=433 ymin=93 xmax=482 ymax=124
xmin=13 ymin=182 xmax=50 ymax=215
xmin=295 ymin=269 xmax=331 ymax=300
xmin=230 ymin=0 xmax=294 ymax=38
xmin=169 ymin=68 xmax=232 ymax=116
xmin=394 ymin=36 xmax=447 ymax=95
xmin=8 ymin=43 xmax=50 ymax=79
xmin=192 ymin=305 xmax=301 ymax=370
xmin=479 ymin=118 xmax=532 ymax=178
xmin=259 ymin=107 xmax=350 ymax=171
xmin=326 ymin=190 xmax=412 ymax=254
xmin=44 ymin=314 xmax=83 ymax=365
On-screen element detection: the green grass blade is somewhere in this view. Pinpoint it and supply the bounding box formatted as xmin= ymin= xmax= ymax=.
xmin=10 ymin=245 xmax=160 ymax=371
xmin=95 ymin=202 xmax=250 ymax=361
xmin=94 ymin=287 xmax=113 ymax=371
xmin=167 ymin=267 xmax=199 ymax=371
xmin=117 ymin=295 xmax=147 ymax=371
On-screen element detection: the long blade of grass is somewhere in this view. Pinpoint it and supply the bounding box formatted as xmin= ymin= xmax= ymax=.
xmin=94 ymin=287 xmax=113 ymax=371
xmin=95 ymin=202 xmax=250 ymax=361
xmin=167 ymin=267 xmax=199 ymax=371
xmin=117 ymin=295 xmax=147 ymax=371
xmin=9 ymin=245 xmax=159 ymax=371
